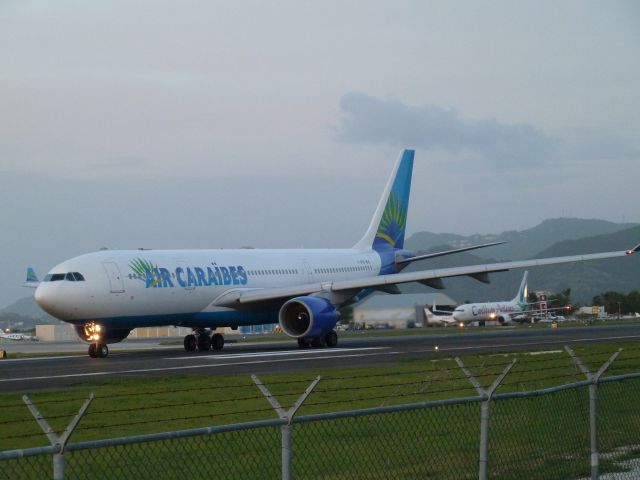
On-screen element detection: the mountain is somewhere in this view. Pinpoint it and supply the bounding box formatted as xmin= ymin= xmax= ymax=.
xmin=401 ymin=224 xmax=640 ymax=305
xmin=1 ymin=296 xmax=48 ymax=318
xmin=0 ymin=296 xmax=57 ymax=331
xmin=405 ymin=218 xmax=637 ymax=260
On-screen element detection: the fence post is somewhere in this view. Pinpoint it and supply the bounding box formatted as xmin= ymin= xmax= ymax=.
xmin=23 ymin=393 xmax=94 ymax=480
xmin=252 ymin=374 xmax=321 ymax=480
xmin=456 ymin=357 xmax=516 ymax=480
xmin=565 ymin=346 xmax=622 ymax=480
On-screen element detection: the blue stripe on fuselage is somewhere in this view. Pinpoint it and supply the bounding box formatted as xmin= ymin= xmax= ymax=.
xmin=66 ymin=309 xmax=280 ymax=331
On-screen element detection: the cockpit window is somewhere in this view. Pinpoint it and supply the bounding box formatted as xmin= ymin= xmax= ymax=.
xmin=44 ymin=272 xmax=85 ymax=282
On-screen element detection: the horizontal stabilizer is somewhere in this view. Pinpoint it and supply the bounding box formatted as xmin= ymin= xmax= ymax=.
xmin=397 ymin=241 xmax=506 ymax=265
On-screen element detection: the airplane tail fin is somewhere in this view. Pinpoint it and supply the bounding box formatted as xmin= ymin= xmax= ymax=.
xmin=424 ymin=306 xmax=436 ymax=322
xmin=353 ymin=149 xmax=414 ymax=251
xmin=513 ymin=271 xmax=528 ymax=305
xmin=23 ymin=267 xmax=40 ymax=288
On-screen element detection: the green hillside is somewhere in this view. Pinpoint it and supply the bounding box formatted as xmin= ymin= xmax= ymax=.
xmin=405 ymin=218 xmax=637 ymax=260
xmin=401 ymin=225 xmax=640 ymax=305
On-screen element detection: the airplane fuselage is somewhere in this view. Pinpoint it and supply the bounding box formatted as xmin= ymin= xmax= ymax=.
xmin=452 ymin=301 xmax=524 ymax=324
xmin=35 ymin=248 xmax=386 ymax=332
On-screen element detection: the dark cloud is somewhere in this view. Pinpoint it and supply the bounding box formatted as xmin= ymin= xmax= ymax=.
xmin=335 ymin=92 xmax=562 ymax=170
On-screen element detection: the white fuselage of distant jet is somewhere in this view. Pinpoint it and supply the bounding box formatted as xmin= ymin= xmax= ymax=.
xmin=452 ymin=301 xmax=524 ymax=324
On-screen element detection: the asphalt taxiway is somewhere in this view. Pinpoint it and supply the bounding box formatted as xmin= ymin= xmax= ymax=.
xmin=2 ymin=324 xmax=640 ymax=393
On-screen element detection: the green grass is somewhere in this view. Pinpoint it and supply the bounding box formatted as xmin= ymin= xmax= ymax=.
xmin=2 ymin=341 xmax=640 ymax=478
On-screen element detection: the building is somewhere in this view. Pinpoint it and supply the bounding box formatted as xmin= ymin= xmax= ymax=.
xmin=36 ymin=323 xmax=78 ymax=341
xmin=577 ymin=306 xmax=608 ymax=319
xmin=352 ymin=293 xmax=458 ymax=329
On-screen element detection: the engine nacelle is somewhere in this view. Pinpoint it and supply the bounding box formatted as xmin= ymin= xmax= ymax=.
xmin=279 ymin=297 xmax=340 ymax=339
xmin=74 ymin=323 xmax=132 ymax=344
xmin=496 ymin=314 xmax=512 ymax=325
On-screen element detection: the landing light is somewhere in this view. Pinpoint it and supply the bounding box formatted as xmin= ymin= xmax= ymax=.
xmin=434 ymin=345 xmax=439 ymax=352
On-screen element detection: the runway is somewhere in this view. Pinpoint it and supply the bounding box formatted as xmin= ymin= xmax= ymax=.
xmin=2 ymin=324 xmax=640 ymax=393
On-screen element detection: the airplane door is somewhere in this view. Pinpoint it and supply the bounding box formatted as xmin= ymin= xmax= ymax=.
xmin=301 ymin=260 xmax=314 ymax=284
xmin=102 ymin=262 xmax=125 ymax=293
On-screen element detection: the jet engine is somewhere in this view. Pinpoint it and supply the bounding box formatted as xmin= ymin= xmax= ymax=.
xmin=74 ymin=323 xmax=132 ymax=344
xmin=279 ymin=296 xmax=340 ymax=339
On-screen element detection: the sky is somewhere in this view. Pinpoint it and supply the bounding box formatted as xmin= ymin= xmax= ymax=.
xmin=1 ymin=0 xmax=639 ymax=308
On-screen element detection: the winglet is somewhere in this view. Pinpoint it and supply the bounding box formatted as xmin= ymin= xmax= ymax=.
xmin=626 ymin=243 xmax=640 ymax=255
xmin=23 ymin=267 xmax=40 ymax=288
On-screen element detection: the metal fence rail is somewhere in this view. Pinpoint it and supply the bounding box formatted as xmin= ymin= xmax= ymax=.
xmin=3 ymin=355 xmax=640 ymax=479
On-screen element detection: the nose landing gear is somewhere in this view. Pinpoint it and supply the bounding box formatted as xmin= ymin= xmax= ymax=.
xmin=88 ymin=342 xmax=109 ymax=358
xmin=84 ymin=322 xmax=109 ymax=358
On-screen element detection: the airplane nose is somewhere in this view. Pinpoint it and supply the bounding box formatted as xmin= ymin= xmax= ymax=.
xmin=35 ymin=284 xmax=59 ymax=317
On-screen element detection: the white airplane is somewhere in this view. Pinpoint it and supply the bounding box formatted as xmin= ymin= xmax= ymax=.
xmin=0 ymin=330 xmax=38 ymax=341
xmin=452 ymin=271 xmax=531 ymax=325
xmin=27 ymin=150 xmax=639 ymax=358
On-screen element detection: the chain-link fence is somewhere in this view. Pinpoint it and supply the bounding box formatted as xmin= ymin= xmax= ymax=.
xmin=2 ymin=356 xmax=640 ymax=479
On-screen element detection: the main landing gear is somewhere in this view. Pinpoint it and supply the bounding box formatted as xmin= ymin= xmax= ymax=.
xmin=297 ymin=329 xmax=338 ymax=349
xmin=88 ymin=342 xmax=109 ymax=358
xmin=183 ymin=329 xmax=225 ymax=352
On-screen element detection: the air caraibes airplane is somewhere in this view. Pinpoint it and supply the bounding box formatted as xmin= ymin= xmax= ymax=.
xmin=28 ymin=150 xmax=639 ymax=358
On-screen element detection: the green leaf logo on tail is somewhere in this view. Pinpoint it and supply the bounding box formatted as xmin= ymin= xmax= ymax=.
xmin=374 ymin=193 xmax=407 ymax=248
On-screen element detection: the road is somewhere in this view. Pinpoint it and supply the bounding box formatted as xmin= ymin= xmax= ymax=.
xmin=1 ymin=324 xmax=640 ymax=393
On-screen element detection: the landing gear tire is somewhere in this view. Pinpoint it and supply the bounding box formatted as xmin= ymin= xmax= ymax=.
xmin=479 ymin=321 xmax=486 ymax=327
xmin=297 ymin=338 xmax=310 ymax=349
xmin=324 ymin=330 xmax=338 ymax=348
xmin=311 ymin=336 xmax=326 ymax=348
xmin=89 ymin=343 xmax=109 ymax=358
xmin=197 ymin=334 xmax=212 ymax=351
xmin=97 ymin=343 xmax=109 ymax=358
xmin=211 ymin=333 xmax=224 ymax=351
xmin=184 ymin=334 xmax=197 ymax=352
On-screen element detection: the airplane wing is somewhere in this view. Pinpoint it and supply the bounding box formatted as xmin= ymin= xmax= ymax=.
xmin=214 ymin=243 xmax=639 ymax=308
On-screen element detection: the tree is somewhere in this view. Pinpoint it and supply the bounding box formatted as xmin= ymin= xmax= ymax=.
xmin=592 ymin=290 xmax=640 ymax=317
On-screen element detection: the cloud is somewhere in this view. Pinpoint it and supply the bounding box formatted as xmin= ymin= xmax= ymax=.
xmin=335 ymin=93 xmax=563 ymax=170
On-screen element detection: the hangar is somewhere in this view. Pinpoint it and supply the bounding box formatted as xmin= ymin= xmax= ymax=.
xmin=352 ymin=293 xmax=458 ymax=329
